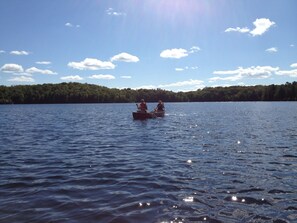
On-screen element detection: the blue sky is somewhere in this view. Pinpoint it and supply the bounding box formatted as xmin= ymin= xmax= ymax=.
xmin=0 ymin=0 xmax=296 ymax=92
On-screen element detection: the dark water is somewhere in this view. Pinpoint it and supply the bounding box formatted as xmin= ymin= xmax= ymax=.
xmin=1 ymin=102 xmax=297 ymax=223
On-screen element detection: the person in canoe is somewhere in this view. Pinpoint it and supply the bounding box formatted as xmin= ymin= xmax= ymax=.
xmin=155 ymin=100 xmax=165 ymax=111
xmin=137 ymin=99 xmax=148 ymax=113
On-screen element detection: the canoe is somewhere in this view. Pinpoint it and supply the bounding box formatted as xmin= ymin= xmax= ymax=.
xmin=132 ymin=110 xmax=165 ymax=120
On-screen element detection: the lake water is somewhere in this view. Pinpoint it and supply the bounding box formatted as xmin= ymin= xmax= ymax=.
xmin=0 ymin=102 xmax=297 ymax=223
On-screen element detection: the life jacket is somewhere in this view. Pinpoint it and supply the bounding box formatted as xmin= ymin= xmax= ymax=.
xmin=139 ymin=102 xmax=147 ymax=110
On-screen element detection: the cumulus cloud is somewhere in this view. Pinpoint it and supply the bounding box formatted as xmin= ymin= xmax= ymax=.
xmin=225 ymin=18 xmax=275 ymax=36
xmin=89 ymin=74 xmax=115 ymax=80
xmin=250 ymin=18 xmax=275 ymax=36
xmin=276 ymin=69 xmax=297 ymax=77
xmin=210 ymin=66 xmax=279 ymax=82
xmin=36 ymin=61 xmax=51 ymax=65
xmin=60 ymin=75 xmax=83 ymax=81
xmin=266 ymin=47 xmax=278 ymax=53
xmin=1 ymin=63 xmax=57 ymax=76
xmin=26 ymin=67 xmax=57 ymax=75
xmin=0 ymin=63 xmax=24 ymax=73
xmin=160 ymin=48 xmax=188 ymax=59
xmin=106 ymin=8 xmax=126 ymax=16
xmin=111 ymin=52 xmax=139 ymax=62
xmin=225 ymin=27 xmax=250 ymax=33
xmin=214 ymin=66 xmax=279 ymax=77
xmin=10 ymin=50 xmax=30 ymax=55
xmin=160 ymin=46 xmax=200 ymax=59
xmin=68 ymin=58 xmax=115 ymax=70
xmin=8 ymin=76 xmax=35 ymax=82
xmin=276 ymin=63 xmax=297 ymax=77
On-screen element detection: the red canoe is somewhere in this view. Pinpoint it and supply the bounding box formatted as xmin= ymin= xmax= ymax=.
xmin=132 ymin=110 xmax=165 ymax=120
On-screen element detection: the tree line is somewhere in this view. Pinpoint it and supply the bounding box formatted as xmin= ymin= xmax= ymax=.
xmin=0 ymin=82 xmax=296 ymax=104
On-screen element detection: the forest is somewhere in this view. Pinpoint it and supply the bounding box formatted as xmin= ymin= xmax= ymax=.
xmin=0 ymin=81 xmax=296 ymax=104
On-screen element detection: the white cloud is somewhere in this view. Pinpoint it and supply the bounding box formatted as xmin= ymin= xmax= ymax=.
xmin=159 ymin=79 xmax=204 ymax=88
xmin=8 ymin=76 xmax=35 ymax=82
xmin=1 ymin=63 xmax=57 ymax=76
xmin=210 ymin=66 xmax=279 ymax=82
xmin=0 ymin=50 xmax=5 ymax=54
xmin=135 ymin=79 xmax=204 ymax=92
xmin=225 ymin=27 xmax=250 ymax=33
xmin=26 ymin=67 xmax=57 ymax=75
xmin=65 ymin=22 xmax=73 ymax=27
xmin=10 ymin=50 xmax=30 ymax=55
xmin=276 ymin=69 xmax=297 ymax=77
xmin=175 ymin=66 xmax=198 ymax=71
xmin=36 ymin=61 xmax=51 ymax=65
xmin=111 ymin=52 xmax=139 ymax=62
xmin=250 ymin=18 xmax=275 ymax=36
xmin=276 ymin=64 xmax=297 ymax=77
xmin=209 ymin=75 xmax=242 ymax=82
xmin=160 ymin=46 xmax=200 ymax=59
xmin=189 ymin=46 xmax=201 ymax=53
xmin=89 ymin=74 xmax=115 ymax=80
xmin=214 ymin=66 xmax=279 ymax=77
xmin=176 ymin=86 xmax=205 ymax=92
xmin=0 ymin=63 xmax=24 ymax=73
xmin=175 ymin=68 xmax=184 ymax=71
xmin=60 ymin=75 xmax=83 ymax=81
xmin=160 ymin=48 xmax=188 ymax=59
xmin=120 ymin=75 xmax=132 ymax=79
xmin=225 ymin=18 xmax=275 ymax=37
xmin=266 ymin=47 xmax=278 ymax=53
xmin=68 ymin=58 xmax=115 ymax=70
xmin=106 ymin=8 xmax=126 ymax=16
xmin=290 ymin=44 xmax=295 ymax=47
xmin=65 ymin=22 xmax=80 ymax=28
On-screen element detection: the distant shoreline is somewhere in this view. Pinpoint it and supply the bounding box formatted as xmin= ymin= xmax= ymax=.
xmin=0 ymin=82 xmax=296 ymax=104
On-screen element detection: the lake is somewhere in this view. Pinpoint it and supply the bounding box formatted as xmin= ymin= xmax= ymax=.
xmin=0 ymin=102 xmax=297 ymax=223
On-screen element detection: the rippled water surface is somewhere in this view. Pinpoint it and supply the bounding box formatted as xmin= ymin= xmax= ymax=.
xmin=1 ymin=102 xmax=297 ymax=223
